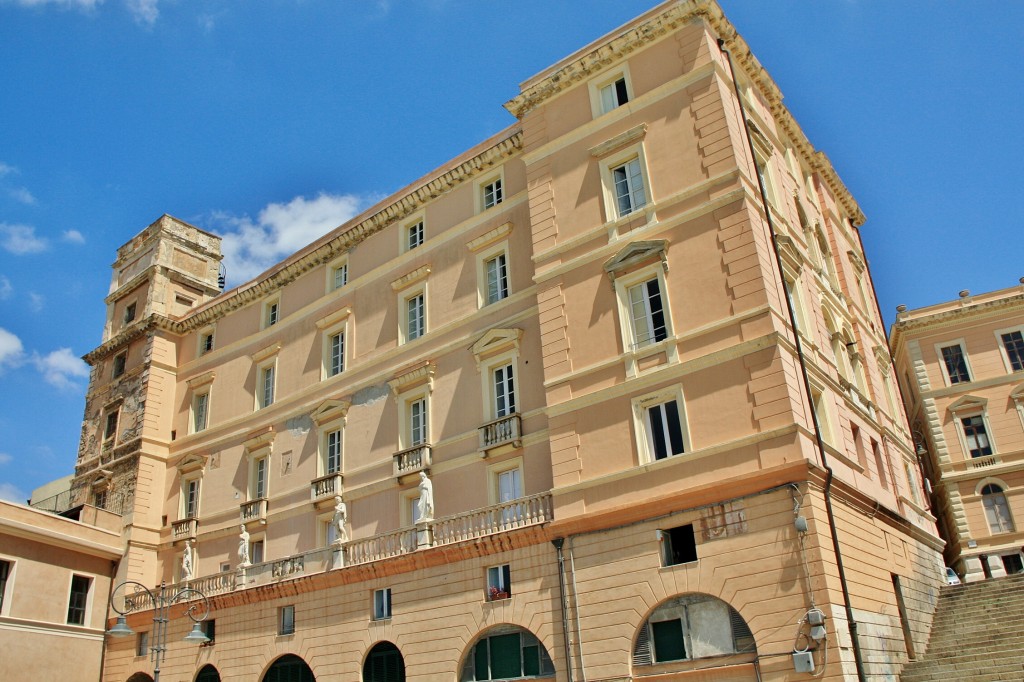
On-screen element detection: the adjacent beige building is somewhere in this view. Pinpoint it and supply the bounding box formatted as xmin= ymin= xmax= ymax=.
xmin=891 ymin=281 xmax=1024 ymax=583
xmin=0 ymin=499 xmax=123 ymax=681
xmin=66 ymin=1 xmax=945 ymax=680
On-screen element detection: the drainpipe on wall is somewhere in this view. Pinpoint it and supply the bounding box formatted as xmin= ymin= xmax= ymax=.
xmin=717 ymin=38 xmax=868 ymax=682
xmin=99 ymin=558 xmax=119 ymax=682
xmin=552 ymin=538 xmax=575 ymax=682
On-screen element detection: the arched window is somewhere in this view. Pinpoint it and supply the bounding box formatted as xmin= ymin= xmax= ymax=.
xmin=364 ymin=641 xmax=405 ymax=682
xmin=814 ymin=226 xmax=838 ymax=286
xmin=460 ymin=626 xmax=554 ymax=681
xmin=195 ymin=665 xmax=221 ymax=682
xmin=823 ymin=311 xmax=849 ymax=381
xmin=632 ymin=594 xmax=755 ymax=666
xmin=263 ymin=654 xmax=315 ymax=682
xmin=981 ymin=484 xmax=1015 ymax=534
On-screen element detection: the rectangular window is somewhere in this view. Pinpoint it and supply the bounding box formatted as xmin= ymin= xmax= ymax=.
xmin=325 ymin=429 xmax=342 ymax=475
xmin=104 ymin=410 xmax=119 ymax=441
xmin=136 ymin=631 xmax=149 ymax=657
xmin=0 ymin=560 xmax=10 ymax=612
xmin=660 ymin=524 xmax=697 ymax=566
xmin=409 ymin=398 xmax=428 ymax=446
xmin=254 ymin=457 xmax=268 ymax=499
xmin=600 ymin=77 xmax=629 ymax=114
xmin=279 ymin=605 xmax=295 ymax=635
xmin=497 ymin=467 xmax=523 ymax=525
xmin=183 ymin=479 xmax=199 ymax=518
xmin=67 ymin=575 xmax=91 ymax=626
xmin=192 ymin=392 xmax=209 ymax=433
xmin=250 ymin=539 xmax=265 ymax=564
xmin=406 ymin=293 xmax=425 ymax=341
xmin=493 ymin=363 xmax=516 ymax=418
xmin=1002 ymin=331 xmax=1024 ymax=372
xmin=112 ymin=352 xmax=127 ymax=379
xmin=961 ymin=416 xmax=993 ymax=458
xmin=652 ymin=619 xmax=687 ymax=662
xmin=123 ymin=302 xmax=136 ymax=324
xmin=258 ymin=365 xmax=275 ymax=409
xmin=628 ymin=278 xmax=667 ymax=348
xmin=408 ymin=494 xmax=422 ymax=525
xmin=940 ymin=344 xmax=971 ymax=384
xmin=200 ymin=332 xmax=214 ymax=355
xmin=407 ymin=221 xmax=424 ymax=251
xmin=328 ymin=332 xmax=345 ymax=377
xmin=487 ymin=564 xmax=511 ymax=600
xmin=483 ymin=178 xmax=503 ymax=210
xmin=612 ymin=158 xmax=646 ymax=217
xmin=485 ymin=253 xmax=509 ymax=304
xmin=202 ymin=619 xmax=215 ymax=643
xmin=332 ymin=262 xmax=349 ymax=291
xmin=373 ymin=588 xmax=392 ymax=620
xmin=646 ymin=400 xmax=685 ymax=461
xmin=871 ymin=439 xmax=888 ymax=490
xmin=266 ymin=302 xmax=279 ymax=328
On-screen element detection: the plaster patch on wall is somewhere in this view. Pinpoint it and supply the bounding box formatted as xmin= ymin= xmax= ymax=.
xmin=700 ymin=501 xmax=747 ymax=541
xmin=352 ymin=383 xmax=390 ymax=406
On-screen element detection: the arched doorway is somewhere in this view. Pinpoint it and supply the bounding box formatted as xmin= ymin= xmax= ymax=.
xmin=363 ymin=641 xmax=405 ymax=682
xmin=262 ymin=654 xmax=315 ymax=682
xmin=126 ymin=674 xmax=154 ymax=682
xmin=460 ymin=625 xmax=555 ymax=681
xmin=195 ymin=664 xmax=221 ymax=682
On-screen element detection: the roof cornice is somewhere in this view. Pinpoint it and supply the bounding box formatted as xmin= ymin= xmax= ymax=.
xmin=890 ymin=291 xmax=1024 ymax=351
xmin=503 ymin=0 xmax=864 ymax=225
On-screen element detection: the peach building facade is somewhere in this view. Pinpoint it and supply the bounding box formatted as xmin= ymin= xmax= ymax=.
xmin=0 ymin=499 xmax=123 ymax=681
xmin=69 ymin=1 xmax=943 ymax=681
xmin=891 ymin=282 xmax=1024 ymax=583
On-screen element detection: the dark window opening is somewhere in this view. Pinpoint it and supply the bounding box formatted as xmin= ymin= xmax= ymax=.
xmin=660 ymin=524 xmax=697 ymax=566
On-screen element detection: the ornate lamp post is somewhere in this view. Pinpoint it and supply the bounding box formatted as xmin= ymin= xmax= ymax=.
xmin=106 ymin=580 xmax=212 ymax=682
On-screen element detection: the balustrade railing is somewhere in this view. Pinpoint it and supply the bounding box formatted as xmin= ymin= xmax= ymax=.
xmin=968 ymin=454 xmax=1000 ymax=470
xmin=479 ymin=414 xmax=522 ymax=451
xmin=240 ymin=498 xmax=267 ymax=523
xmin=171 ymin=517 xmax=198 ymax=541
xmin=392 ymin=444 xmax=432 ymax=478
xmin=310 ymin=473 xmax=343 ymax=502
xmin=152 ymin=493 xmax=553 ymax=599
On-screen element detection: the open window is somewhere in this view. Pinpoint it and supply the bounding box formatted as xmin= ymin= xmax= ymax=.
xmin=632 ymin=594 xmax=755 ymax=666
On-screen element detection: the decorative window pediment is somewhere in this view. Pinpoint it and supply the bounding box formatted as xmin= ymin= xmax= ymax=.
xmin=391 ymin=264 xmax=431 ymax=292
xmin=315 ymin=306 xmax=352 ymax=330
xmin=388 ymin=361 xmax=435 ymax=395
xmin=775 ymin=234 xmax=803 ymax=272
xmin=312 ymin=399 xmax=350 ymax=426
xmin=1010 ymin=383 xmax=1024 ymax=403
xmin=747 ymin=122 xmax=774 ymax=159
xmin=873 ymin=344 xmax=892 ymax=367
xmin=466 ymin=222 xmax=513 ymax=253
xmin=243 ymin=427 xmax=275 ymax=460
xmin=589 ymin=123 xmax=648 ymax=158
xmin=847 ymin=249 xmax=866 ymax=274
xmin=176 ymin=454 xmax=208 ymax=475
xmin=186 ymin=371 xmax=216 ymax=389
xmin=948 ymin=395 xmax=987 ymax=414
xmin=604 ymin=240 xmax=668 ymax=285
xmin=250 ymin=342 xmax=281 ymax=363
xmin=470 ymin=328 xmax=524 ymax=369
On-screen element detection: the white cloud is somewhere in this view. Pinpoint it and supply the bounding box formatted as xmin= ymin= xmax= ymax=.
xmin=62 ymin=229 xmax=86 ymax=244
xmin=28 ymin=292 xmax=45 ymax=312
xmin=0 ymin=327 xmax=24 ymax=368
xmin=0 ymin=453 xmax=10 ymax=465
xmin=8 ymin=187 xmax=36 ymax=205
xmin=0 ymin=223 xmax=48 ymax=255
xmin=124 ymin=0 xmax=157 ymax=25
xmin=0 ymin=162 xmax=16 ymax=176
xmin=0 ymin=276 xmax=11 ymax=300
xmin=214 ymin=192 xmax=367 ymax=285
xmin=0 ymin=482 xmax=27 ymax=504
xmin=31 ymin=347 xmax=90 ymax=390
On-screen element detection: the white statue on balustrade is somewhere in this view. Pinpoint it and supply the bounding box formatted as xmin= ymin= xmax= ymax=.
xmin=181 ymin=539 xmax=194 ymax=581
xmin=417 ymin=471 xmax=434 ymax=521
xmin=238 ymin=525 xmax=251 ymax=567
xmin=332 ymin=495 xmax=348 ymax=545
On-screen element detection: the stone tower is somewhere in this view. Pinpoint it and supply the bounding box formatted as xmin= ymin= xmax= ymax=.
xmin=74 ymin=215 xmax=222 ymax=582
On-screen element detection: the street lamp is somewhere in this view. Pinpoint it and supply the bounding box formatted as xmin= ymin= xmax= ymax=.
xmin=106 ymin=580 xmax=212 ymax=682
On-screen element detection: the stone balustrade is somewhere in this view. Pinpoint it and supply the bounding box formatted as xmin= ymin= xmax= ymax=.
xmin=478 ymin=413 xmax=522 ymax=451
xmin=392 ymin=444 xmax=432 ymax=478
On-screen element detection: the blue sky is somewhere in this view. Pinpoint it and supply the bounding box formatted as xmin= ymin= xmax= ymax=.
xmin=0 ymin=0 xmax=1021 ymax=503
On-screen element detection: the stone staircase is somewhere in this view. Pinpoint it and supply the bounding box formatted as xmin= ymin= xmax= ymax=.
xmin=900 ymin=573 xmax=1024 ymax=682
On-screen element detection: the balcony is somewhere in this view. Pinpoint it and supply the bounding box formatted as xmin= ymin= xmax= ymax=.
xmin=393 ymin=444 xmax=432 ymax=478
xmin=172 ymin=517 xmax=198 ymax=541
xmin=479 ymin=414 xmax=522 ymax=452
xmin=310 ymin=473 xmax=344 ymax=505
xmin=968 ymin=454 xmax=1000 ymax=470
xmin=240 ymin=498 xmax=267 ymax=525
xmin=158 ymin=492 xmax=553 ymax=599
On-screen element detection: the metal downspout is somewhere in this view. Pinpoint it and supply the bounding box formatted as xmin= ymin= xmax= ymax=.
xmin=717 ymin=38 xmax=868 ymax=682
xmin=552 ymin=538 xmax=575 ymax=682
xmin=567 ymin=536 xmax=588 ymax=682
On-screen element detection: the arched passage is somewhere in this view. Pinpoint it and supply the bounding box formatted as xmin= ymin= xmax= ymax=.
xmin=262 ymin=654 xmax=315 ymax=682
xmin=195 ymin=664 xmax=221 ymax=682
xmin=460 ymin=625 xmax=555 ymax=681
xmin=126 ymin=674 xmax=154 ymax=682
xmin=363 ymin=641 xmax=405 ymax=682
xmin=632 ymin=593 xmax=756 ymax=667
